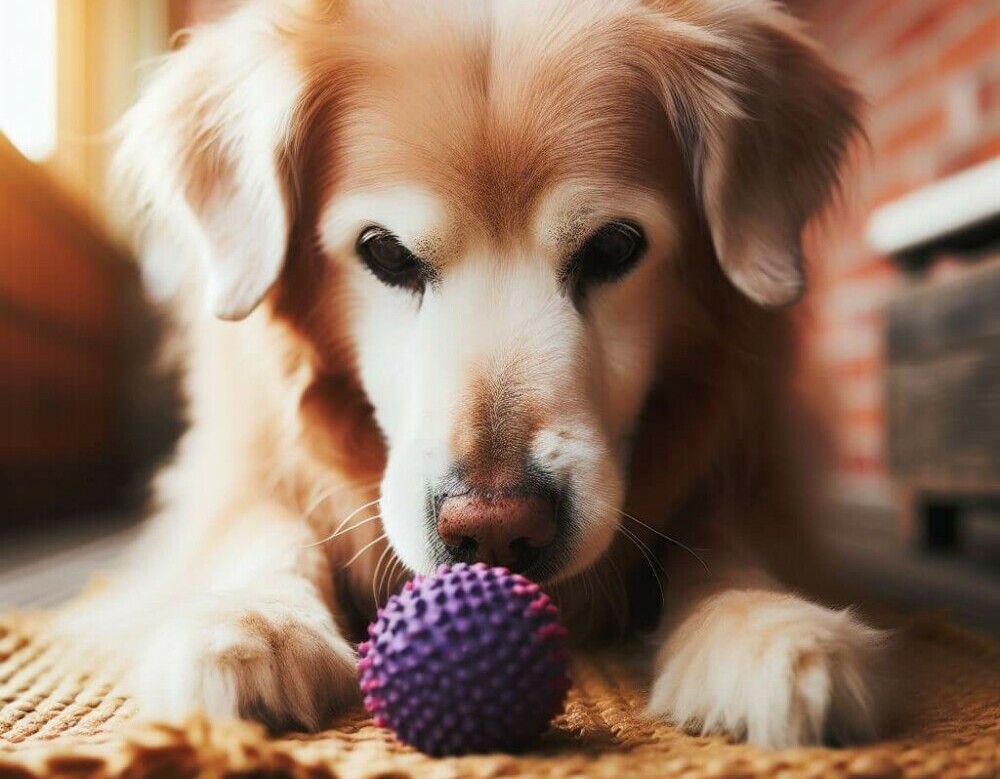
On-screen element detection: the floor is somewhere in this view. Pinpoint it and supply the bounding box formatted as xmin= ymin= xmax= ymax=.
xmin=0 ymin=513 xmax=140 ymax=609
xmin=818 ymin=499 xmax=999 ymax=632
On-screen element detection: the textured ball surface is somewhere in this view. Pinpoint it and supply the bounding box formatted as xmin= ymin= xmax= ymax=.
xmin=358 ymin=563 xmax=571 ymax=756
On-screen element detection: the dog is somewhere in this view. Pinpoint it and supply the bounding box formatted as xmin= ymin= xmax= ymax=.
xmin=69 ymin=0 xmax=888 ymax=748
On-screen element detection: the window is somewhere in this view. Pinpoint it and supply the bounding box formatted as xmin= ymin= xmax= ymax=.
xmin=0 ymin=1 xmax=58 ymax=161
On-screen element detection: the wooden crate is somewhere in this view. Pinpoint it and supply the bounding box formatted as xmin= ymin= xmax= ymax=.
xmin=886 ymin=257 xmax=1000 ymax=548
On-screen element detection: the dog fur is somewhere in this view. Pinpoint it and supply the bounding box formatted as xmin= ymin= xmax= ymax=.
xmin=63 ymin=0 xmax=888 ymax=747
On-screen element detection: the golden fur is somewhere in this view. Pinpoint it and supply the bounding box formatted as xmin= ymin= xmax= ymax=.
xmin=64 ymin=0 xmax=887 ymax=747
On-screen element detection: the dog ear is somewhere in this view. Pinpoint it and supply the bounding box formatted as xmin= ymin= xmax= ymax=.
xmin=649 ymin=4 xmax=862 ymax=307
xmin=114 ymin=7 xmax=303 ymax=320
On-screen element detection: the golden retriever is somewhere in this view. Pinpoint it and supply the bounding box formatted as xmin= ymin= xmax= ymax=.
xmin=68 ymin=0 xmax=887 ymax=748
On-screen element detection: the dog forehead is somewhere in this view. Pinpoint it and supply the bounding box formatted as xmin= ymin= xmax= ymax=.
xmin=325 ymin=0 xmax=671 ymax=241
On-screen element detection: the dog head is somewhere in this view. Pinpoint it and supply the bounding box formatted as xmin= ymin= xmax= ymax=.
xmin=119 ymin=0 xmax=859 ymax=581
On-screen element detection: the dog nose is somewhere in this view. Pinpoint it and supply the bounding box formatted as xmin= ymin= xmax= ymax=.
xmin=436 ymin=491 xmax=558 ymax=573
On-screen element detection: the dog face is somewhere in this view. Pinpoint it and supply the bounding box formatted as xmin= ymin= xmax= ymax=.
xmin=118 ymin=0 xmax=858 ymax=582
xmin=314 ymin=2 xmax=692 ymax=580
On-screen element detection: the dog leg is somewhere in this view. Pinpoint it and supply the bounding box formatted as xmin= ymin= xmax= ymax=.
xmin=646 ymin=562 xmax=887 ymax=747
xmin=130 ymin=574 xmax=356 ymax=730
xmin=61 ymin=503 xmax=358 ymax=731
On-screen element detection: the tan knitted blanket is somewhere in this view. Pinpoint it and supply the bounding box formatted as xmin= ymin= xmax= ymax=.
xmin=0 ymin=613 xmax=997 ymax=779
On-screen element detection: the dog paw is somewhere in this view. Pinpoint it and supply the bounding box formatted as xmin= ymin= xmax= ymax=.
xmin=131 ymin=586 xmax=357 ymax=731
xmin=647 ymin=590 xmax=887 ymax=747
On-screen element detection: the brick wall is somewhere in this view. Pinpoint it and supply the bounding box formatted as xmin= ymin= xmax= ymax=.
xmin=794 ymin=0 xmax=999 ymax=507
xmin=170 ymin=0 xmax=998 ymax=510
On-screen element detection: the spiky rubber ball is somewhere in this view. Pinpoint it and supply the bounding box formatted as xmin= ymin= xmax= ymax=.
xmin=357 ymin=562 xmax=571 ymax=756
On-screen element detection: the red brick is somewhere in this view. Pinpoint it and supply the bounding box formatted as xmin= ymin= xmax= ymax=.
xmin=829 ymin=257 xmax=898 ymax=285
xmin=883 ymin=2 xmax=958 ymax=58
xmin=939 ymin=11 xmax=1000 ymax=72
xmin=881 ymin=8 xmax=1000 ymax=106
xmin=779 ymin=0 xmax=996 ymax=485
xmin=940 ymin=129 xmax=1000 ymax=174
xmin=879 ymin=106 xmax=946 ymax=156
xmin=847 ymin=406 xmax=885 ymax=428
xmin=838 ymin=454 xmax=885 ymax=475
xmin=869 ymin=174 xmax=927 ymax=208
xmin=831 ymin=356 xmax=882 ymax=380
xmin=838 ymin=0 xmax=914 ymax=49
xmin=978 ymin=67 xmax=1000 ymax=112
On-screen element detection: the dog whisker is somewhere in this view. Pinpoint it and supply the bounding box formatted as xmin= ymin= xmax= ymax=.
xmin=378 ymin=548 xmax=400 ymax=603
xmin=603 ymin=555 xmax=630 ymax=640
xmin=343 ymin=533 xmax=389 ymax=569
xmin=617 ymin=508 xmax=710 ymax=574
xmin=379 ymin=556 xmax=395 ymax=603
xmin=303 ymin=480 xmax=381 ymax=522
xmin=322 ymin=496 xmax=381 ymax=535
xmin=372 ymin=543 xmax=393 ymax=607
xmin=302 ymin=513 xmax=382 ymax=548
xmin=591 ymin=559 xmax=627 ymax=638
xmin=616 ymin=522 xmax=668 ymax=574
xmin=598 ymin=500 xmax=711 ymax=574
xmin=388 ymin=555 xmax=407 ymax=599
xmin=614 ymin=523 xmax=665 ymax=609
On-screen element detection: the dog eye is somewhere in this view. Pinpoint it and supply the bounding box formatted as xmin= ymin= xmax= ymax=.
xmin=357 ymin=227 xmax=424 ymax=289
xmin=570 ymin=221 xmax=646 ymax=285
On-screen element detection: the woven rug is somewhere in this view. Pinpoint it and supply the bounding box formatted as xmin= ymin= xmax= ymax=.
xmin=0 ymin=614 xmax=997 ymax=779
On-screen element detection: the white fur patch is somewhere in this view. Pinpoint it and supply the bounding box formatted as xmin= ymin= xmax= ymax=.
xmin=648 ymin=590 xmax=888 ymax=747
xmin=325 ymin=178 xmax=679 ymax=577
xmin=131 ymin=578 xmax=356 ymax=730
xmin=115 ymin=2 xmax=305 ymax=320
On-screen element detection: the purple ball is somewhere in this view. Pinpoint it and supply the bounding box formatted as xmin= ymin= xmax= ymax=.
xmin=357 ymin=562 xmax=571 ymax=756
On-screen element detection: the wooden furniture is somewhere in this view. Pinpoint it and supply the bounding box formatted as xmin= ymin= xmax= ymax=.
xmin=0 ymin=134 xmax=137 ymax=520
xmin=875 ymin=158 xmax=1000 ymax=553
xmin=887 ymin=258 xmax=1000 ymax=549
